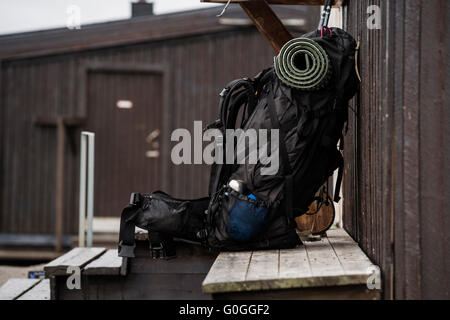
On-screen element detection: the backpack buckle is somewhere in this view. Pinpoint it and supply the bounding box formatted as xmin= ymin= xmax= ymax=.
xmin=196 ymin=229 xmax=208 ymax=240
xmin=219 ymin=88 xmax=228 ymax=97
xmin=149 ymin=232 xmax=177 ymax=260
xmin=150 ymin=242 xmax=176 ymax=260
xmin=129 ymin=192 xmax=142 ymax=206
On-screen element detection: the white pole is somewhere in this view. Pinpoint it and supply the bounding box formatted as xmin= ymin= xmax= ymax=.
xmin=79 ymin=131 xmax=95 ymax=248
xmin=78 ymin=133 xmax=87 ymax=247
xmin=86 ymin=132 xmax=95 ymax=248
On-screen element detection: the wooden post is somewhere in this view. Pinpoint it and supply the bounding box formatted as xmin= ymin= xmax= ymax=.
xmin=34 ymin=116 xmax=85 ymax=252
xmin=55 ymin=117 xmax=65 ymax=252
xmin=239 ymin=1 xmax=293 ymax=53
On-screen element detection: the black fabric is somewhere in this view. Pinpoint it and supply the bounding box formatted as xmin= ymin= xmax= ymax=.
xmin=118 ymin=192 xmax=209 ymax=257
xmin=266 ymin=81 xmax=292 ymax=175
xmin=205 ymin=27 xmax=358 ymax=250
xmin=118 ymin=27 xmax=358 ymax=254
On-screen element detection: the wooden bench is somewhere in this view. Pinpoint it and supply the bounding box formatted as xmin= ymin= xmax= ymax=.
xmin=202 ymin=228 xmax=381 ymax=299
xmin=0 ymin=278 xmax=50 ymax=300
xmin=44 ymin=247 xmax=107 ymax=300
xmin=43 ymin=228 xmax=380 ymax=300
xmin=45 ymin=230 xmax=217 ymax=300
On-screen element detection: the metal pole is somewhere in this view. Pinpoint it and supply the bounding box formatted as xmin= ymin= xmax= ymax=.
xmin=86 ymin=132 xmax=95 ymax=248
xmin=78 ymin=133 xmax=87 ymax=247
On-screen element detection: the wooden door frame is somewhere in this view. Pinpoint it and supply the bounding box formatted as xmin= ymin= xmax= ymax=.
xmin=78 ymin=62 xmax=171 ymax=192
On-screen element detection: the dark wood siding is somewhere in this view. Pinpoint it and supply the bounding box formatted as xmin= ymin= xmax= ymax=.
xmin=344 ymin=0 xmax=450 ymax=299
xmin=86 ymin=70 xmax=164 ymax=217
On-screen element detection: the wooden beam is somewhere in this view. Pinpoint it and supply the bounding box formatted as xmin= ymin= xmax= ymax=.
xmin=239 ymin=1 xmax=293 ymax=53
xmin=33 ymin=116 xmax=85 ymax=127
xmin=201 ymin=0 xmax=340 ymax=6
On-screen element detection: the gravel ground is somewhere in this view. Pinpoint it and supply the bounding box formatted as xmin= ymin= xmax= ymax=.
xmin=0 ymin=264 xmax=46 ymax=287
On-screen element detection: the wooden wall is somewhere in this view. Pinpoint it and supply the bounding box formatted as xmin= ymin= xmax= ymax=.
xmin=343 ymin=0 xmax=450 ymax=299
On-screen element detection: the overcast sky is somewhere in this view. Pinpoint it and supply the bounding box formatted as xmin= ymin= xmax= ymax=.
xmin=0 ymin=0 xmax=221 ymax=35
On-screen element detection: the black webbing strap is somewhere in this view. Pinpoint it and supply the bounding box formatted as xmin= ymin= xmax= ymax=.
xmin=334 ymin=154 xmax=344 ymax=202
xmin=118 ymin=203 xmax=140 ymax=258
xmin=334 ymin=133 xmax=345 ymax=202
xmin=266 ymin=84 xmax=294 ymax=226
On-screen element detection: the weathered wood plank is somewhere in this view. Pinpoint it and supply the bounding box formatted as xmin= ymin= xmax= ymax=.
xmin=279 ymin=246 xmax=312 ymax=279
xmin=84 ymin=249 xmax=122 ymax=275
xmin=0 ymin=278 xmax=40 ymax=300
xmin=327 ymin=229 xmax=374 ymax=275
xmin=202 ymin=251 xmax=252 ymax=293
xmin=17 ymin=279 xmax=50 ymax=300
xmin=303 ymin=235 xmax=345 ymax=277
xmin=246 ymin=250 xmax=279 ymax=281
xmin=203 ymin=229 xmax=380 ymax=294
xmin=44 ymin=247 xmax=106 ymax=277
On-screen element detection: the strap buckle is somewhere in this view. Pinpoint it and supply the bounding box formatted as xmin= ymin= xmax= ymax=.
xmin=129 ymin=192 xmax=143 ymax=206
xmin=150 ymin=241 xmax=176 ymax=260
xmin=148 ymin=232 xmax=177 ymax=260
xmin=219 ymin=88 xmax=228 ymax=97
xmin=196 ymin=229 xmax=208 ymax=240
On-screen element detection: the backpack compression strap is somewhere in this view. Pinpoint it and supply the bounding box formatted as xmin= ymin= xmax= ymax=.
xmin=266 ymin=82 xmax=295 ymax=227
xmin=333 ymin=141 xmax=344 ymax=202
xmin=118 ymin=193 xmax=143 ymax=258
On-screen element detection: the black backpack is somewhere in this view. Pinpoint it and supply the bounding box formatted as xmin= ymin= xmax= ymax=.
xmin=118 ymin=27 xmax=358 ymax=258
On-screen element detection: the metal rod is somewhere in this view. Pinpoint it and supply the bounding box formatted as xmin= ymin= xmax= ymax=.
xmin=78 ymin=133 xmax=87 ymax=247
xmin=86 ymin=132 xmax=95 ymax=248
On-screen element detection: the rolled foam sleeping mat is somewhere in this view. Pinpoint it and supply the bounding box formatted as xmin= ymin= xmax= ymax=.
xmin=274 ymin=37 xmax=331 ymax=91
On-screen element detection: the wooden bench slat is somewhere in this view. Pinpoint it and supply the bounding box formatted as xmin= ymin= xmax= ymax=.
xmin=303 ymin=236 xmax=345 ymax=277
xmin=17 ymin=279 xmax=50 ymax=300
xmin=202 ymin=228 xmax=380 ymax=294
xmin=0 ymin=278 xmax=40 ymax=300
xmin=246 ymin=250 xmax=279 ymax=281
xmin=279 ymin=246 xmax=312 ymax=279
xmin=326 ymin=229 xmax=374 ymax=276
xmin=203 ymin=251 xmax=252 ymax=283
xmin=327 ymin=229 xmax=372 ymax=263
xmin=44 ymin=247 xmax=106 ymax=276
xmin=84 ymin=249 xmax=122 ymax=275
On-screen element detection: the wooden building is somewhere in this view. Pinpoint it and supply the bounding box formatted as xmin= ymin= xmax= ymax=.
xmin=1 ymin=0 xmax=448 ymax=300
xmin=342 ymin=0 xmax=449 ymax=299
xmin=0 ymin=5 xmax=318 ymax=250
